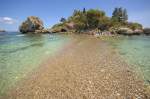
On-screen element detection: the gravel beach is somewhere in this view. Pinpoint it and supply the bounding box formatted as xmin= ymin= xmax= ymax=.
xmin=4 ymin=35 xmax=149 ymax=99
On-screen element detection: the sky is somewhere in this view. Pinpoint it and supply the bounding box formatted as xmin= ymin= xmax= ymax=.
xmin=0 ymin=0 xmax=150 ymax=31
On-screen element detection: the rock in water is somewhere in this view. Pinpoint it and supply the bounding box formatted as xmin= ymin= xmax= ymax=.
xmin=19 ymin=16 xmax=44 ymax=33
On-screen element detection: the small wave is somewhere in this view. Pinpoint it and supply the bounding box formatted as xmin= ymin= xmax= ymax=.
xmin=16 ymin=34 xmax=25 ymax=37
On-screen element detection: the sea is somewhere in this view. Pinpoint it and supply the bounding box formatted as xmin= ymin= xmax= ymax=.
xmin=109 ymin=35 xmax=150 ymax=84
xmin=0 ymin=32 xmax=70 ymax=96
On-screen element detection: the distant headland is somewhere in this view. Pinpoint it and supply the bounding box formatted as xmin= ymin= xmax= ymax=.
xmin=0 ymin=29 xmax=6 ymax=32
xmin=19 ymin=7 xmax=150 ymax=35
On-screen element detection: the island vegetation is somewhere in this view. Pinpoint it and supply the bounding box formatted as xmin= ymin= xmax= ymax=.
xmin=51 ymin=7 xmax=145 ymax=35
xmin=19 ymin=7 xmax=150 ymax=35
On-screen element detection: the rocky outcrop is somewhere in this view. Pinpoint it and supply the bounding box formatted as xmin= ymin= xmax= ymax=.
xmin=50 ymin=22 xmax=76 ymax=33
xmin=50 ymin=27 xmax=68 ymax=33
xmin=143 ymin=28 xmax=150 ymax=35
xmin=50 ymin=23 xmax=69 ymax=33
xmin=19 ymin=16 xmax=44 ymax=33
xmin=116 ymin=27 xmax=143 ymax=35
xmin=117 ymin=28 xmax=133 ymax=35
xmin=133 ymin=29 xmax=143 ymax=35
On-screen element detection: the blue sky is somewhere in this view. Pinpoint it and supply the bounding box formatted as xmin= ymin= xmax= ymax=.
xmin=0 ymin=0 xmax=150 ymax=31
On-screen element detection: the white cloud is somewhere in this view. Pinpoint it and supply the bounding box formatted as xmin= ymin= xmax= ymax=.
xmin=0 ymin=17 xmax=17 ymax=24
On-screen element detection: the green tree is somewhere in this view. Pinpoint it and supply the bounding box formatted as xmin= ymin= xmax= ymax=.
xmin=83 ymin=8 xmax=86 ymax=14
xmin=123 ymin=9 xmax=128 ymax=21
xmin=71 ymin=10 xmax=87 ymax=32
xmin=68 ymin=9 xmax=109 ymax=31
xmin=60 ymin=17 xmax=66 ymax=23
xmin=86 ymin=9 xmax=105 ymax=29
xmin=98 ymin=17 xmax=111 ymax=31
xmin=112 ymin=7 xmax=128 ymax=22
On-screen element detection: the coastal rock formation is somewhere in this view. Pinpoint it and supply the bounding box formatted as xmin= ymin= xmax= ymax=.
xmin=117 ymin=28 xmax=133 ymax=35
xmin=117 ymin=27 xmax=143 ymax=35
xmin=19 ymin=16 xmax=44 ymax=33
xmin=50 ymin=23 xmax=68 ymax=33
xmin=144 ymin=28 xmax=150 ymax=35
xmin=50 ymin=27 xmax=68 ymax=33
xmin=51 ymin=22 xmax=75 ymax=33
xmin=133 ymin=29 xmax=143 ymax=35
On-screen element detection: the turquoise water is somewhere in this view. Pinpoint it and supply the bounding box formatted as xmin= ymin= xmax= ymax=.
xmin=0 ymin=32 xmax=70 ymax=96
xmin=110 ymin=36 xmax=150 ymax=84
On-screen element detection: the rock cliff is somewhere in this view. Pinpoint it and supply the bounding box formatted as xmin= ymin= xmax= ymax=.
xmin=19 ymin=16 xmax=44 ymax=33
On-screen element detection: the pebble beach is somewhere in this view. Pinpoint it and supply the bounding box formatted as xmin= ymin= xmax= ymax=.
xmin=3 ymin=35 xmax=150 ymax=99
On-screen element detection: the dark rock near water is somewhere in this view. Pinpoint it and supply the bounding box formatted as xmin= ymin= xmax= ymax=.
xmin=0 ymin=29 xmax=6 ymax=32
xmin=144 ymin=28 xmax=150 ymax=35
xmin=19 ymin=16 xmax=46 ymax=33
xmin=50 ymin=27 xmax=68 ymax=33
xmin=50 ymin=22 xmax=76 ymax=33
xmin=50 ymin=25 xmax=69 ymax=33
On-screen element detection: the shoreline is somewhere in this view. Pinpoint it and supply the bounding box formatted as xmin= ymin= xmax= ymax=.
xmin=4 ymin=35 xmax=150 ymax=98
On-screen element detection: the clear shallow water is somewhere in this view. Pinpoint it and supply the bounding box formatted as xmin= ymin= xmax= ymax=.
xmin=0 ymin=32 xmax=70 ymax=96
xmin=110 ymin=36 xmax=150 ymax=84
xmin=1 ymin=33 xmax=150 ymax=96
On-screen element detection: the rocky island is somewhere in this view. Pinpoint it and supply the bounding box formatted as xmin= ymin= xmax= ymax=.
xmin=50 ymin=8 xmax=148 ymax=36
xmin=19 ymin=8 xmax=150 ymax=36
xmin=19 ymin=16 xmax=50 ymax=34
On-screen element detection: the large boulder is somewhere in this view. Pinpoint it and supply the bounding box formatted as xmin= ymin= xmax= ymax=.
xmin=19 ymin=16 xmax=44 ymax=33
xmin=117 ymin=27 xmax=137 ymax=35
